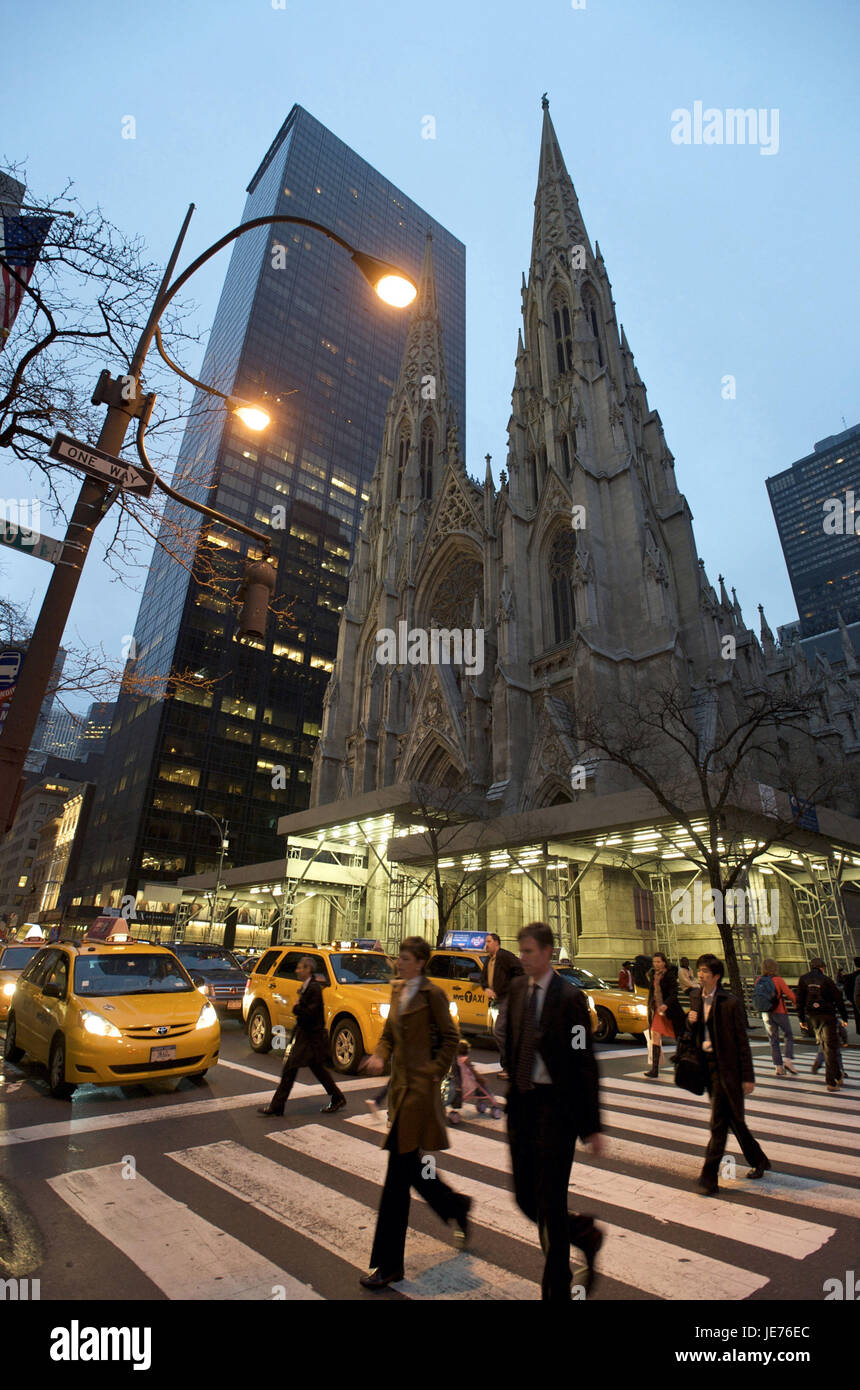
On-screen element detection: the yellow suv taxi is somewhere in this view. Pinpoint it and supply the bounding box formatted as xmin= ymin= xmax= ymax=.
xmin=0 ymin=941 xmax=44 ymax=1022
xmin=429 ymin=949 xmax=600 ymax=1039
xmin=243 ymin=943 xmax=395 ymax=1073
xmin=2 ymin=919 xmax=220 ymax=1097
xmin=426 ymin=949 xmax=493 ymax=1037
xmin=554 ymin=963 xmax=648 ymax=1042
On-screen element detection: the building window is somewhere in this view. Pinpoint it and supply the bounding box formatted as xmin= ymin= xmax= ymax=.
xmin=552 ymin=300 xmax=573 ymax=373
xmin=561 ymin=434 xmax=571 ymax=478
xmin=549 ymin=531 xmax=577 ymax=644
xmin=395 ymin=431 xmax=408 ymax=500
xmin=582 ymin=286 xmax=604 ymax=368
xmin=420 ymin=425 xmax=434 ymax=500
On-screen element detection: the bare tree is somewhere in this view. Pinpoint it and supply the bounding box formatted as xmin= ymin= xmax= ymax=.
xmin=579 ymin=677 xmax=857 ymax=1007
xmin=0 ymin=165 xmax=293 ymax=705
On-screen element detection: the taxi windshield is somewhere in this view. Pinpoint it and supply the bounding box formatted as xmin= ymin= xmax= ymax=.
xmin=74 ymin=953 xmax=195 ymax=996
xmin=173 ymin=946 xmax=241 ymax=972
xmin=556 ymin=965 xmax=609 ymax=990
xmin=0 ymin=946 xmax=39 ymax=969
xmin=329 ymin=953 xmax=393 ymax=985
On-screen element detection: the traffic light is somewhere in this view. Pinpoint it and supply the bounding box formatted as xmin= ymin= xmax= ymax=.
xmin=236 ymin=558 xmax=276 ymax=643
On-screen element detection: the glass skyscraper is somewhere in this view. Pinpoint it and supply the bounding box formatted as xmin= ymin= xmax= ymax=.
xmin=74 ymin=105 xmax=465 ymax=906
xmin=766 ymin=422 xmax=860 ymax=637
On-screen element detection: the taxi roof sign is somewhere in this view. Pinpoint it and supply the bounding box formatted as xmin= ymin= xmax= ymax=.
xmin=83 ymin=916 xmax=132 ymax=943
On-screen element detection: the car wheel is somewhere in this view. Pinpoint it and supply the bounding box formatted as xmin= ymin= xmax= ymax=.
xmin=331 ymin=1017 xmax=362 ymax=1074
xmin=248 ymin=1005 xmax=272 ymax=1053
xmin=48 ymin=1036 xmax=75 ymax=1099
xmin=593 ymin=1007 xmax=618 ymax=1043
xmin=3 ymin=1013 xmax=24 ymax=1064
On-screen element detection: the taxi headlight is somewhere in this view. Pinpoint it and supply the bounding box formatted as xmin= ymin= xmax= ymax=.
xmin=449 ymin=1001 xmax=459 ymax=1019
xmin=378 ymin=1002 xmax=390 ymax=1020
xmin=2 ymin=981 xmax=16 ymax=997
xmin=81 ymin=1010 xmax=122 ymax=1038
xmin=632 ymin=1004 xmax=648 ymax=1016
xmin=196 ymin=1002 xmax=217 ymax=1029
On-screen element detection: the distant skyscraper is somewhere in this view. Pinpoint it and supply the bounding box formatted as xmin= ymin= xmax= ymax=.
xmin=21 ymin=646 xmax=67 ymax=772
xmin=75 ymin=701 xmax=116 ymax=762
xmin=767 ymin=423 xmax=860 ymax=637
xmin=75 ymin=105 xmax=465 ymax=907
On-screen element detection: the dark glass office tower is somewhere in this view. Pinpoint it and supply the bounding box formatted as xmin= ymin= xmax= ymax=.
xmin=766 ymin=422 xmax=860 ymax=637
xmin=75 ymin=106 xmax=465 ymax=905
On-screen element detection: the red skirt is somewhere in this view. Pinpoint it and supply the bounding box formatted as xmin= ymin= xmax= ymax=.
xmin=650 ymin=1011 xmax=675 ymax=1039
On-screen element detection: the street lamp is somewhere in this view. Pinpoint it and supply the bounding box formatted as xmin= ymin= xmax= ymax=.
xmin=194 ymin=808 xmax=229 ymax=943
xmin=0 ymin=205 xmax=417 ymax=831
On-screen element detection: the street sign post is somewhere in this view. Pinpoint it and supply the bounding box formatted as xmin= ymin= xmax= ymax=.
xmin=0 ymin=519 xmax=64 ymax=564
xmin=48 ymin=431 xmax=154 ymax=497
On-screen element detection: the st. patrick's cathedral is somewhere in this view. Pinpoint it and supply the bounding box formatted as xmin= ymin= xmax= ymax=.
xmin=277 ymin=101 xmax=860 ymax=978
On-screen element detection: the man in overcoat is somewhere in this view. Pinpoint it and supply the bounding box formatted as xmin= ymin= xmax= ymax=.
xmin=359 ymin=935 xmax=468 ymax=1289
xmin=687 ymin=952 xmax=770 ymax=1194
xmin=500 ymin=922 xmax=604 ymax=1301
xmin=258 ymin=955 xmax=346 ymax=1116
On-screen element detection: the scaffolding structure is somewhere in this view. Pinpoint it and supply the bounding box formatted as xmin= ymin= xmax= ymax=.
xmin=789 ymin=858 xmax=854 ymax=978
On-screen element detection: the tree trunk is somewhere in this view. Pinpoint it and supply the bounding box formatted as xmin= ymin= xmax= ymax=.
xmin=708 ymin=863 xmax=748 ymax=1023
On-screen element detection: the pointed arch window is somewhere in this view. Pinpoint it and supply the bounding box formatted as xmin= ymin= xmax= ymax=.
xmin=582 ymin=286 xmax=604 ymax=368
xmin=395 ymin=431 xmax=408 ymax=500
xmin=552 ymin=299 xmax=573 ymax=374
xmin=561 ymin=434 xmax=571 ymax=478
xmin=549 ymin=531 xmax=577 ymax=644
xmin=420 ymin=424 xmax=434 ymax=500
xmin=527 ymin=453 xmax=538 ymax=506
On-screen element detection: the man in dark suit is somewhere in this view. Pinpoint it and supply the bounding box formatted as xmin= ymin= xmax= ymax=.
xmin=796 ymin=957 xmax=848 ymax=1091
xmin=480 ymin=933 xmax=524 ymax=1004
xmin=500 ymin=922 xmax=603 ymax=1301
xmin=259 ymin=956 xmax=346 ymax=1116
xmin=687 ymin=953 xmax=769 ymax=1194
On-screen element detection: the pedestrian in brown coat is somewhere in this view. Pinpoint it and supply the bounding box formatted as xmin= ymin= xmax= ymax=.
xmin=359 ymin=935 xmax=470 ymax=1289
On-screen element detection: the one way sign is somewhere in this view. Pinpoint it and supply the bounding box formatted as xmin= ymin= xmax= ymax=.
xmin=48 ymin=432 xmax=154 ymax=497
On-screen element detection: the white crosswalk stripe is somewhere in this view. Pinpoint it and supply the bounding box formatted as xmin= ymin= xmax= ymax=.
xmin=168 ymin=1138 xmax=538 ymax=1300
xmin=274 ymin=1123 xmax=770 ymax=1298
xmin=47 ymin=1163 xmax=320 ymax=1300
xmin=30 ymin=1041 xmax=860 ymax=1302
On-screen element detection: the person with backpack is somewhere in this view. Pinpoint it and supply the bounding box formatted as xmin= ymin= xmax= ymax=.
xmin=753 ymin=958 xmax=798 ymax=1077
xmin=795 ymin=958 xmax=848 ymax=1093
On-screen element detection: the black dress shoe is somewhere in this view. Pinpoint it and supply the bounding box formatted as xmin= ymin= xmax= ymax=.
xmin=746 ymin=1158 xmax=771 ymax=1179
xmin=321 ymin=1095 xmax=346 ymax=1114
xmin=258 ymin=1105 xmax=284 ymax=1116
xmin=573 ymin=1222 xmax=603 ymax=1294
xmin=453 ymin=1196 xmax=472 ymax=1245
xmin=696 ymin=1178 xmax=719 ymax=1195
xmin=359 ymin=1268 xmax=404 ymax=1289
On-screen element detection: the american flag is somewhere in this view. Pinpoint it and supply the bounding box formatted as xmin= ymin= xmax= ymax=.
xmin=0 ymin=214 xmax=53 ymax=349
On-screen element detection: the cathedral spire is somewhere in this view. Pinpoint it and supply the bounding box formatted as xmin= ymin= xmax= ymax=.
xmin=837 ymin=610 xmax=858 ymax=670
xmin=392 ymin=230 xmax=449 ymax=407
xmin=531 ymin=96 xmax=591 ymax=272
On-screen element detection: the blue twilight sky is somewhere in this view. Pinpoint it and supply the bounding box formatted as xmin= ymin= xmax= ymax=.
xmin=2 ymin=0 xmax=858 ymax=711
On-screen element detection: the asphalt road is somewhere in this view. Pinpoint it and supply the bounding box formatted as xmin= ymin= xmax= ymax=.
xmin=1 ymin=1019 xmax=858 ymax=1306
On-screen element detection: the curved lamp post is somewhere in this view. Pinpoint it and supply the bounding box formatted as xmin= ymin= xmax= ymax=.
xmin=0 ymin=207 xmax=417 ymax=831
xmin=193 ymin=808 xmax=229 ymax=943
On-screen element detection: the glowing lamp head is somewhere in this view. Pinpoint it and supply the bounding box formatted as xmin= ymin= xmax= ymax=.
xmin=232 ymin=403 xmax=270 ymax=432
xmin=350 ymin=250 xmax=417 ymax=308
xmin=375 ymin=273 xmax=417 ymax=307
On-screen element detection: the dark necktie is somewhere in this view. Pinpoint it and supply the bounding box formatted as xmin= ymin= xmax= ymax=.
xmin=515 ymin=982 xmax=538 ymax=1091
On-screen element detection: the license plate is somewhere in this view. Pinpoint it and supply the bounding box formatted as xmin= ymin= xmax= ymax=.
xmin=150 ymin=1045 xmax=176 ymax=1062
xmin=227 ymin=1000 xmax=241 ymax=1010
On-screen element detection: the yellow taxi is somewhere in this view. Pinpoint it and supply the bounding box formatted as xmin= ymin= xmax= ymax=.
xmin=243 ymin=942 xmax=397 ymax=1073
xmin=426 ymin=948 xmax=493 ymax=1037
xmin=429 ymin=948 xmax=601 ymax=1039
xmin=553 ymin=962 xmax=648 ymax=1042
xmin=0 ymin=940 xmax=44 ymax=1022
xmin=2 ymin=918 xmax=220 ymax=1098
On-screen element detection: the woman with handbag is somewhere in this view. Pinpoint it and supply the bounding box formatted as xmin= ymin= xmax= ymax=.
xmin=644 ymin=953 xmax=687 ymax=1079
xmin=359 ymin=935 xmax=470 ymax=1289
